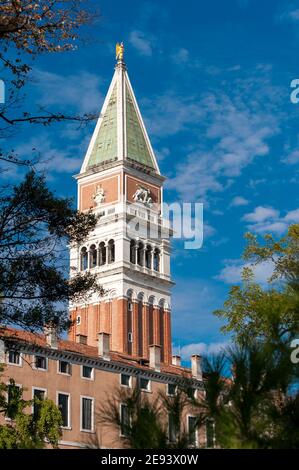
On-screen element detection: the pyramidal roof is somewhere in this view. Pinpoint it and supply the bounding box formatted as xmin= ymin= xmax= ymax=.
xmin=81 ymin=57 xmax=160 ymax=174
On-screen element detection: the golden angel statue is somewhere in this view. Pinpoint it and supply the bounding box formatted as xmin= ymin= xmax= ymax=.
xmin=116 ymin=42 xmax=124 ymax=61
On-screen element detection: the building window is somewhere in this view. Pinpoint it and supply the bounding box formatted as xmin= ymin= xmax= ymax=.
xmin=128 ymin=332 xmax=133 ymax=343
xmin=81 ymin=397 xmax=93 ymax=432
xmin=77 ymin=315 xmax=81 ymax=325
xmin=145 ymin=245 xmax=152 ymax=269
xmin=8 ymin=350 xmax=21 ymax=366
xmin=128 ymin=301 xmax=132 ymax=311
xmin=89 ymin=244 xmax=97 ymax=268
xmin=130 ymin=240 xmax=136 ymax=264
xmin=168 ymin=413 xmax=177 ymax=443
xmin=167 ymin=383 xmax=177 ymax=396
xmin=80 ymin=247 xmax=88 ymax=271
xmin=58 ymin=393 xmax=70 ymax=428
xmin=120 ymin=404 xmax=130 ymax=436
xmin=58 ymin=360 xmax=71 ymax=375
xmin=188 ymin=416 xmax=197 ymax=447
xmin=153 ymin=248 xmax=160 ymax=272
xmin=99 ymin=242 xmax=106 ymax=266
xmin=139 ymin=378 xmax=150 ymax=391
xmin=35 ymin=355 xmax=47 ymax=370
xmin=120 ymin=374 xmax=131 ymax=387
xmin=206 ymin=418 xmax=215 ymax=448
xmin=137 ymin=242 xmax=143 ymax=266
xmin=82 ymin=365 xmax=93 ymax=380
xmin=33 ymin=388 xmax=46 ymax=419
xmin=108 ymin=239 xmax=115 ymax=263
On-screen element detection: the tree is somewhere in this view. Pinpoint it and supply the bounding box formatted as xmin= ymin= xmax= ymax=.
xmin=0 ymin=170 xmax=103 ymax=332
xmin=199 ymin=343 xmax=299 ymax=449
xmin=0 ymin=374 xmax=62 ymax=448
xmin=98 ymin=384 xmax=202 ymax=449
xmin=215 ymin=225 xmax=299 ymax=347
xmin=0 ymin=0 xmax=98 ymax=142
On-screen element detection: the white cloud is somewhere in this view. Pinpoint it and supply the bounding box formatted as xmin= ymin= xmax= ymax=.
xmin=129 ymin=30 xmax=153 ymax=56
xmin=216 ymin=258 xmax=275 ymax=284
xmin=173 ymin=341 xmax=229 ymax=361
xmin=280 ymin=8 xmax=299 ymax=22
xmin=15 ymin=134 xmax=83 ymax=174
xmin=283 ymin=149 xmax=299 ymax=165
xmin=284 ymin=208 xmax=299 ymax=222
xmin=242 ymin=206 xmax=279 ymax=223
xmin=33 ymin=69 xmax=103 ymax=114
xmin=154 ymin=146 xmax=170 ymax=162
xmin=161 ymin=84 xmax=280 ymax=200
xmin=242 ymin=206 xmax=299 ymax=234
xmin=171 ymin=48 xmax=190 ymax=64
xmin=143 ymin=92 xmax=204 ymax=137
xmin=231 ymin=196 xmax=249 ymax=207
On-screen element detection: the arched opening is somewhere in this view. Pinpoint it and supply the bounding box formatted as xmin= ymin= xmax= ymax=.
xmin=130 ymin=240 xmax=136 ymax=264
xmin=145 ymin=245 xmax=152 ymax=269
xmin=80 ymin=247 xmax=88 ymax=271
xmin=99 ymin=242 xmax=106 ymax=266
xmin=108 ymin=239 xmax=115 ymax=264
xmin=137 ymin=242 xmax=144 ymax=266
xmin=153 ymin=248 xmax=160 ymax=272
xmin=89 ymin=244 xmax=97 ymax=268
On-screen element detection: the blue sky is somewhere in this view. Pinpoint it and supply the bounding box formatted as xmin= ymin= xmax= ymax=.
xmin=2 ymin=0 xmax=299 ymax=361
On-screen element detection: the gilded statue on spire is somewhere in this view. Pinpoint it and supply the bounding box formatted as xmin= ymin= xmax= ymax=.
xmin=116 ymin=42 xmax=124 ymax=61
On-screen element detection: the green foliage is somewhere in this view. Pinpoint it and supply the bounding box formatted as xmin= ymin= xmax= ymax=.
xmin=211 ymin=225 xmax=299 ymax=448
xmin=200 ymin=343 xmax=299 ymax=449
xmin=215 ymin=225 xmax=299 ymax=346
xmin=0 ymin=171 xmax=104 ymax=332
xmin=99 ymin=384 xmax=198 ymax=449
xmin=0 ymin=377 xmax=62 ymax=449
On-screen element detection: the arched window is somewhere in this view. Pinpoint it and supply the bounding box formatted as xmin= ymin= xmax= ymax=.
xmin=99 ymin=242 xmax=106 ymax=266
xmin=108 ymin=239 xmax=115 ymax=264
xmin=145 ymin=245 xmax=152 ymax=269
xmin=80 ymin=247 xmax=88 ymax=271
xmin=137 ymin=242 xmax=144 ymax=266
xmin=89 ymin=244 xmax=97 ymax=268
xmin=153 ymin=248 xmax=160 ymax=272
xmin=130 ymin=240 xmax=136 ymax=264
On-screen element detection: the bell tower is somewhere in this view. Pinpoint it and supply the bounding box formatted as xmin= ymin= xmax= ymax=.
xmin=69 ymin=44 xmax=174 ymax=365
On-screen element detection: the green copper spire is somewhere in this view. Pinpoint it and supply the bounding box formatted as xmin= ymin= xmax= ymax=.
xmin=81 ymin=52 xmax=159 ymax=174
xmin=125 ymin=82 xmax=155 ymax=169
xmin=86 ymin=84 xmax=118 ymax=169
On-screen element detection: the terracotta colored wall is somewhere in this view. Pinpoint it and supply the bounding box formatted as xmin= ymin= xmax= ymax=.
xmin=1 ymin=357 xmax=206 ymax=449
xmin=126 ymin=175 xmax=160 ymax=205
xmin=80 ymin=175 xmax=119 ymax=211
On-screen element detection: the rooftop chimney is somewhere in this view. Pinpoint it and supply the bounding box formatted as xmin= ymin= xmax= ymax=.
xmin=149 ymin=344 xmax=161 ymax=372
xmin=76 ymin=334 xmax=87 ymax=345
xmin=172 ymin=355 xmax=181 ymax=367
xmin=44 ymin=325 xmax=58 ymax=350
xmin=191 ymin=355 xmax=203 ymax=381
xmin=98 ymin=332 xmax=110 ymax=360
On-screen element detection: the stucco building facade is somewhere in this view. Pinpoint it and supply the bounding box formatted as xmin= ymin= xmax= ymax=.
xmin=0 ymin=47 xmax=206 ymax=449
